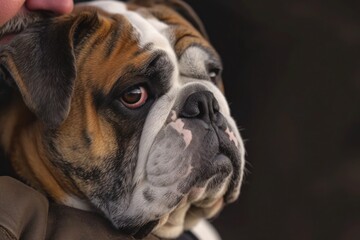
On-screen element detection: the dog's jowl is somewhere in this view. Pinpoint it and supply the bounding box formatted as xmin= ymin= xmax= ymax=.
xmin=0 ymin=0 xmax=245 ymax=238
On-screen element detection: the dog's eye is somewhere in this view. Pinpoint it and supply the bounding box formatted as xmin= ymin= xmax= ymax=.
xmin=208 ymin=68 xmax=220 ymax=85
xmin=120 ymin=85 xmax=148 ymax=109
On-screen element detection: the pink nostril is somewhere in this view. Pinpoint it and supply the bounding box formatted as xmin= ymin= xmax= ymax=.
xmin=26 ymin=0 xmax=74 ymax=15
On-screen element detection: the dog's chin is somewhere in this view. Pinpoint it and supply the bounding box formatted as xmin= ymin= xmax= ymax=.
xmin=151 ymin=154 xmax=238 ymax=238
xmin=114 ymin=152 xmax=237 ymax=239
xmin=153 ymin=194 xmax=225 ymax=238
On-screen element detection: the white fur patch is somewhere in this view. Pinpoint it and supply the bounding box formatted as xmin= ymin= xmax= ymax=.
xmin=192 ymin=220 xmax=221 ymax=240
xmin=63 ymin=195 xmax=93 ymax=211
xmin=79 ymin=0 xmax=127 ymax=14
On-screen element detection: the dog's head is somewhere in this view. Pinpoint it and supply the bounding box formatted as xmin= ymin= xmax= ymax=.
xmin=0 ymin=0 xmax=245 ymax=238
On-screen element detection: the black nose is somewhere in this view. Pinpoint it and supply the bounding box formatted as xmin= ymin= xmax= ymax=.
xmin=179 ymin=91 xmax=220 ymax=123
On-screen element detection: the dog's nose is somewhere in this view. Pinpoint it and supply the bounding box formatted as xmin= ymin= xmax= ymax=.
xmin=180 ymin=91 xmax=220 ymax=123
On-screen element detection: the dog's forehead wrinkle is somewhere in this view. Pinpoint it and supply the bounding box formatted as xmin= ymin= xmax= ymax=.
xmin=92 ymin=4 xmax=179 ymax=91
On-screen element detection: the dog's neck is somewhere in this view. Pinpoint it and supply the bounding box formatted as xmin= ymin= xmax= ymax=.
xmin=0 ymin=93 xmax=90 ymax=209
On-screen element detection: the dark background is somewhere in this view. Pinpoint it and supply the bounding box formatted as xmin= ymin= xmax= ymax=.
xmin=185 ymin=0 xmax=360 ymax=239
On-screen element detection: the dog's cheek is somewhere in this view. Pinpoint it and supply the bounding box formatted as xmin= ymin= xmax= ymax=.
xmin=45 ymin=112 xmax=117 ymax=189
xmin=45 ymin=102 xmax=147 ymax=210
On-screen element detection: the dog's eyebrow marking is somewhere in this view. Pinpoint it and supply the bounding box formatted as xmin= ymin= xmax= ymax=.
xmin=169 ymin=110 xmax=192 ymax=148
xmin=225 ymin=127 xmax=238 ymax=148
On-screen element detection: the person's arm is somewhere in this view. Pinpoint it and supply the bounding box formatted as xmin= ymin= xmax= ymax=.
xmin=0 ymin=176 xmax=48 ymax=240
xmin=0 ymin=176 xmax=160 ymax=240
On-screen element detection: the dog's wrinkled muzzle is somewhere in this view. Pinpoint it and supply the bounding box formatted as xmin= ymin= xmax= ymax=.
xmin=141 ymin=90 xmax=243 ymax=235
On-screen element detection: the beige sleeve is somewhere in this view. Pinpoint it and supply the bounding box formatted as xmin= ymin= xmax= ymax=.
xmin=0 ymin=176 xmax=49 ymax=240
xmin=0 ymin=176 xmax=161 ymax=240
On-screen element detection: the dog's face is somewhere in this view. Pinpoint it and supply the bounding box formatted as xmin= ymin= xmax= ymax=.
xmin=0 ymin=0 xmax=244 ymax=238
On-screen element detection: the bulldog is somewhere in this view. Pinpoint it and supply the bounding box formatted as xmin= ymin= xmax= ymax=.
xmin=0 ymin=0 xmax=245 ymax=238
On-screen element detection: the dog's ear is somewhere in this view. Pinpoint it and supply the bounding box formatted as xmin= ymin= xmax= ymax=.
xmin=0 ymin=12 xmax=99 ymax=129
xmin=129 ymin=0 xmax=209 ymax=40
